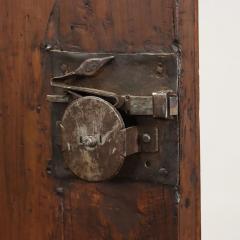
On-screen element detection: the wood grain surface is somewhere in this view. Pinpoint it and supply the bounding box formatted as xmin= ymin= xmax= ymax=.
xmin=178 ymin=0 xmax=201 ymax=239
xmin=0 ymin=0 xmax=200 ymax=239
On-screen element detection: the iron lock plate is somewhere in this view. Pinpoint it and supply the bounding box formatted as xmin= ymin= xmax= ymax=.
xmin=47 ymin=50 xmax=179 ymax=185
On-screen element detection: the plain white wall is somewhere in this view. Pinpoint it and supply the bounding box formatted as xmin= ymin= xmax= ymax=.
xmin=200 ymin=0 xmax=240 ymax=239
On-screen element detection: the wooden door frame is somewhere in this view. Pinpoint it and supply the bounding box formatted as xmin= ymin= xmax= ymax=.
xmin=179 ymin=0 xmax=201 ymax=239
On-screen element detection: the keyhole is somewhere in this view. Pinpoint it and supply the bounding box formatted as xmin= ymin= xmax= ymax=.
xmin=145 ymin=160 xmax=151 ymax=168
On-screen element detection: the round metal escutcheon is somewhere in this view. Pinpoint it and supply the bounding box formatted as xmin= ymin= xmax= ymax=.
xmin=61 ymin=96 xmax=125 ymax=182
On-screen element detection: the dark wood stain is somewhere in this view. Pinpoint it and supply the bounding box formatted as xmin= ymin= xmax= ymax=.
xmin=0 ymin=0 xmax=200 ymax=239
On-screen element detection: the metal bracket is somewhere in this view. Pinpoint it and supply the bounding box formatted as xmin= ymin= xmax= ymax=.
xmin=123 ymin=91 xmax=178 ymax=119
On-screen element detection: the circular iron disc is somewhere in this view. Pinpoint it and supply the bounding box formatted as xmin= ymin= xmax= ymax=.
xmin=61 ymin=96 xmax=125 ymax=181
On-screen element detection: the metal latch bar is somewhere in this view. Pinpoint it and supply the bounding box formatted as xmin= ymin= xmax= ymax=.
xmin=47 ymin=90 xmax=178 ymax=119
xmin=124 ymin=91 xmax=178 ymax=119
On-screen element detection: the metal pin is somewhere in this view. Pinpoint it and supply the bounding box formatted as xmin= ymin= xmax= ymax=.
xmin=45 ymin=44 xmax=52 ymax=51
xmin=159 ymin=168 xmax=168 ymax=176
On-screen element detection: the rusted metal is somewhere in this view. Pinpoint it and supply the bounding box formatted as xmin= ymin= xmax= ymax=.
xmin=50 ymin=51 xmax=179 ymax=115
xmin=124 ymin=96 xmax=153 ymax=116
xmin=48 ymin=51 xmax=179 ymax=185
xmin=46 ymin=94 xmax=70 ymax=103
xmin=60 ymin=96 xmax=142 ymax=182
xmin=61 ymin=96 xmax=126 ymax=181
xmin=50 ymin=51 xmax=178 ymax=96
xmin=47 ymin=91 xmax=178 ymax=119
xmin=51 ymin=81 xmax=124 ymax=108
xmin=122 ymin=126 xmax=139 ymax=156
xmin=123 ymin=94 xmax=178 ymax=118
xmin=52 ymin=56 xmax=115 ymax=80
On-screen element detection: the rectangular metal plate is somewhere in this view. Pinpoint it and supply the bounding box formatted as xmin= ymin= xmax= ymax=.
xmin=48 ymin=51 xmax=179 ymax=185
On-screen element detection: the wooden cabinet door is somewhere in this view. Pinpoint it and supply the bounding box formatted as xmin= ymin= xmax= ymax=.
xmin=0 ymin=0 xmax=200 ymax=239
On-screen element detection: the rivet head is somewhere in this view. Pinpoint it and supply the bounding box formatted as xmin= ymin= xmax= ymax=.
xmin=56 ymin=187 xmax=64 ymax=195
xmin=46 ymin=168 xmax=52 ymax=175
xmin=156 ymin=62 xmax=164 ymax=75
xmin=142 ymin=133 xmax=151 ymax=143
xmin=159 ymin=168 xmax=168 ymax=176
xmin=45 ymin=44 xmax=52 ymax=51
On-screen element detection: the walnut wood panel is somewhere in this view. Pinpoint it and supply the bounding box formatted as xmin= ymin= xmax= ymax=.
xmin=62 ymin=183 xmax=177 ymax=240
xmin=46 ymin=0 xmax=177 ymax=52
xmin=0 ymin=0 xmax=61 ymax=239
xmin=0 ymin=0 xmax=200 ymax=239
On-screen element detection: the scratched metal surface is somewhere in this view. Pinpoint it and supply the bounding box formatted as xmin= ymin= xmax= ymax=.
xmin=51 ymin=51 xmax=178 ymax=95
xmin=61 ymin=96 xmax=126 ymax=181
xmin=49 ymin=51 xmax=179 ymax=185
